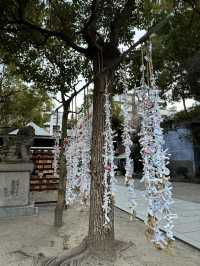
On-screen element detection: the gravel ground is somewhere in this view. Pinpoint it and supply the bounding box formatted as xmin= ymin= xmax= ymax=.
xmin=0 ymin=204 xmax=199 ymax=266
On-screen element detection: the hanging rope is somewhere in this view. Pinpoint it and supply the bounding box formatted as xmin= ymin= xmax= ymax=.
xmin=137 ymin=42 xmax=176 ymax=249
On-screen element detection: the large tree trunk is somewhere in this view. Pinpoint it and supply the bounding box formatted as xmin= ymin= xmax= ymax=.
xmin=87 ymin=58 xmax=114 ymax=250
xmin=54 ymin=97 xmax=69 ymax=227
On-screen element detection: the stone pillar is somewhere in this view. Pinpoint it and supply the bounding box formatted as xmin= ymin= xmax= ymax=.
xmin=0 ymin=163 xmax=38 ymax=218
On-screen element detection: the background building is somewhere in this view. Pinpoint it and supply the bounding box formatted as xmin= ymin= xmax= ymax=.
xmin=44 ymin=111 xmax=63 ymax=136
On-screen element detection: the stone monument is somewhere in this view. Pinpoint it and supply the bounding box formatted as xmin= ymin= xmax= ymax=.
xmin=0 ymin=126 xmax=38 ymax=218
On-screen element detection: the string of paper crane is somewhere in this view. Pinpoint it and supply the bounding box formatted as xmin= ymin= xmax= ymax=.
xmin=121 ymin=75 xmax=136 ymax=217
xmin=137 ymin=43 xmax=176 ymax=248
xmin=65 ymin=95 xmax=92 ymax=206
xmin=102 ymin=82 xmax=116 ymax=225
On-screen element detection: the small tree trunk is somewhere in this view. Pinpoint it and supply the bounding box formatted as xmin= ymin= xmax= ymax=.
xmin=54 ymin=148 xmax=66 ymax=227
xmin=54 ymin=97 xmax=69 ymax=227
xmin=88 ymin=60 xmax=114 ymax=250
xmin=182 ymin=95 xmax=187 ymax=112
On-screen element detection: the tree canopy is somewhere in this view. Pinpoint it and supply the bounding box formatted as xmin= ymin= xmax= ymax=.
xmin=1 ymin=1 xmax=199 ymax=101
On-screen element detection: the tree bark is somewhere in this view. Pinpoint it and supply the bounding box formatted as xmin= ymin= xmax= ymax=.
xmin=87 ymin=58 xmax=114 ymax=250
xmin=54 ymin=96 xmax=69 ymax=227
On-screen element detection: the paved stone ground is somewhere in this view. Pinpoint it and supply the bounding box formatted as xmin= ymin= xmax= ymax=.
xmin=114 ymin=177 xmax=200 ymax=250
xmin=116 ymin=176 xmax=200 ymax=203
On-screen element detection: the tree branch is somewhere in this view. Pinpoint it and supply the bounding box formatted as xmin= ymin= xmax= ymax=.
xmin=52 ymin=96 xmax=62 ymax=104
xmin=14 ymin=0 xmax=87 ymax=54
xmin=88 ymin=0 xmax=99 ymax=27
xmin=68 ymin=110 xmax=79 ymax=114
xmin=69 ymin=80 xmax=91 ymax=102
xmin=3 ymin=19 xmax=87 ymax=55
xmin=64 ymin=93 xmax=70 ymax=99
xmin=71 ymin=80 xmax=81 ymax=93
xmin=122 ymin=13 xmax=174 ymax=61
xmin=82 ymin=0 xmax=102 ymax=47
xmin=51 ymin=80 xmax=91 ymax=114
xmin=110 ymin=0 xmax=136 ymax=46
xmin=102 ymin=12 xmax=174 ymax=74
xmin=50 ymin=13 xmax=174 ymax=105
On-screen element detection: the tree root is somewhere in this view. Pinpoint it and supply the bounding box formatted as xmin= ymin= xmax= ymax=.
xmin=118 ymin=241 xmax=135 ymax=255
xmin=38 ymin=237 xmax=88 ymax=266
xmin=36 ymin=239 xmax=134 ymax=266
xmin=9 ymin=249 xmax=34 ymax=258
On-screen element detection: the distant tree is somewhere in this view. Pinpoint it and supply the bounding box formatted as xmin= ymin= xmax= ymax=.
xmin=2 ymin=42 xmax=90 ymax=228
xmin=186 ymin=51 xmax=200 ymax=101
xmin=151 ymin=4 xmax=200 ymax=107
xmin=111 ymin=101 xmax=123 ymax=133
xmin=0 ymin=67 xmax=52 ymax=128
